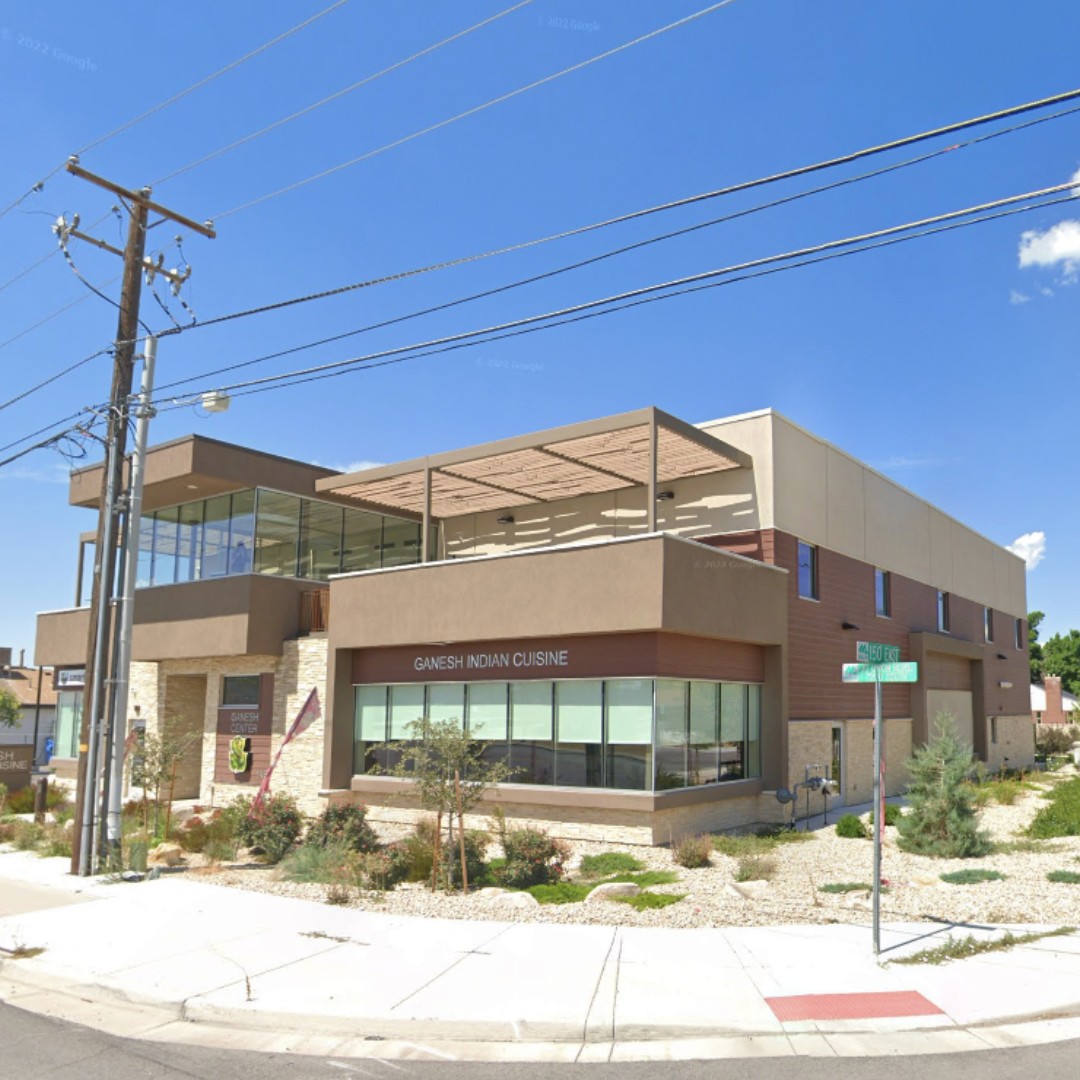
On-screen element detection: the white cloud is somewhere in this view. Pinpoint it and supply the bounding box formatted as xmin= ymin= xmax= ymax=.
xmin=1018 ymin=219 xmax=1080 ymax=278
xmin=1009 ymin=289 xmax=1030 ymax=305
xmin=336 ymin=460 xmax=384 ymax=474
xmin=1007 ymin=531 xmax=1046 ymax=571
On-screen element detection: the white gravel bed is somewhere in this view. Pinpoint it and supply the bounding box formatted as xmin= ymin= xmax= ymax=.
xmin=183 ymin=777 xmax=1080 ymax=929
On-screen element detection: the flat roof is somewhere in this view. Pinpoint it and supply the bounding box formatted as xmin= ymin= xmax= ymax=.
xmin=316 ymin=407 xmax=750 ymax=519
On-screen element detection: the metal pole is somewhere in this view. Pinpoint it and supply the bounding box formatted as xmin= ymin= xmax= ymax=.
xmin=872 ymin=678 xmax=883 ymax=955
xmin=104 ymin=336 xmax=156 ymax=859
xmin=78 ymin=430 xmax=119 ymax=876
xmin=31 ymin=665 xmax=44 ymax=766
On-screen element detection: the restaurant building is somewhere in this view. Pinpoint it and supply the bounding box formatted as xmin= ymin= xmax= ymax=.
xmin=35 ymin=407 xmax=1033 ymax=843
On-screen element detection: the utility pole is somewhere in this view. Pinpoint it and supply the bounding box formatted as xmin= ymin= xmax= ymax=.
xmin=64 ymin=159 xmax=214 ymax=876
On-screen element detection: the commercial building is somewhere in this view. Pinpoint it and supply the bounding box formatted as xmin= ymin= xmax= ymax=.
xmin=35 ymin=407 xmax=1033 ymax=843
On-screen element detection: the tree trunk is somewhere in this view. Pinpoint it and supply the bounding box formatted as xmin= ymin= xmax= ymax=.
xmin=455 ymin=769 xmax=468 ymax=895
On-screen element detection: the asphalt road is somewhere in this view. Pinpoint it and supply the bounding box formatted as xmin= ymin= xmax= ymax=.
xmin=2 ymin=1002 xmax=1079 ymax=1080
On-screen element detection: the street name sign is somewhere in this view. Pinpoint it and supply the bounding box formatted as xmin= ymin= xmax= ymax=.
xmin=856 ymin=641 xmax=900 ymax=663
xmin=842 ymin=661 xmax=919 ymax=683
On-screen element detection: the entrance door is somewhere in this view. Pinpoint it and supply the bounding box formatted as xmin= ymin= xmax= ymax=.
xmin=161 ymin=674 xmax=207 ymax=800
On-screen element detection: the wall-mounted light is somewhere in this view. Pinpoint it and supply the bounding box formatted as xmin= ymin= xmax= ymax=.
xmin=841 ymin=621 xmax=860 ymax=631
xmin=998 ymin=680 xmax=1013 ymax=690
xmin=656 ymin=490 xmax=675 ymax=501
xmin=497 ymin=514 xmax=514 ymax=524
xmin=996 ymin=653 xmax=1008 ymax=661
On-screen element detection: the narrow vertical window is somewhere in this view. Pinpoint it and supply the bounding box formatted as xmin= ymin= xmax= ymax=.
xmin=797 ymin=541 xmax=818 ymax=600
xmin=1015 ymin=617 xmax=1024 ymax=650
xmin=874 ymin=569 xmax=891 ymax=618
xmin=984 ymin=607 xmax=994 ymax=643
xmin=937 ymin=590 xmax=950 ymax=632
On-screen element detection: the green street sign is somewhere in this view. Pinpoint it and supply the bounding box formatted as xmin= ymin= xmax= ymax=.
xmin=856 ymin=641 xmax=901 ymax=663
xmin=842 ymin=661 xmax=919 ymax=684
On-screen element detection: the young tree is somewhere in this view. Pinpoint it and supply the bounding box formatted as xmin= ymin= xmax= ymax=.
xmin=375 ymin=717 xmax=515 ymax=892
xmin=897 ymin=714 xmax=990 ymax=858
xmin=1028 ymin=610 xmax=1045 ymax=684
xmin=0 ymin=687 xmax=20 ymax=729
xmin=1040 ymin=628 xmax=1080 ymax=696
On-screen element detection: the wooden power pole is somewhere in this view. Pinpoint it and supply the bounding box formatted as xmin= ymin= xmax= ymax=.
xmin=65 ymin=159 xmax=214 ymax=875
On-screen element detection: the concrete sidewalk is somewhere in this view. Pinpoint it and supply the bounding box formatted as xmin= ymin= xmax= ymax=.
xmin=2 ymin=850 xmax=1080 ymax=1063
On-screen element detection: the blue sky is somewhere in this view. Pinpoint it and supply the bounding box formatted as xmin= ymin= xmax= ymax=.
xmin=1 ymin=0 xmax=1078 ymax=656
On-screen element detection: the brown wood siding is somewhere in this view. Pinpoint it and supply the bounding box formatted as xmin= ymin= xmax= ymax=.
xmin=353 ymin=631 xmax=764 ymax=685
xmin=700 ymin=529 xmax=776 ymax=564
xmin=926 ymin=653 xmax=973 ymax=691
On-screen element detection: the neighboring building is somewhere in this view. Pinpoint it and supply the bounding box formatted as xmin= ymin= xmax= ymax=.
xmin=1031 ymin=676 xmax=1079 ymax=726
xmin=35 ymin=409 xmax=1033 ymax=843
xmin=0 ymin=651 xmax=56 ymax=762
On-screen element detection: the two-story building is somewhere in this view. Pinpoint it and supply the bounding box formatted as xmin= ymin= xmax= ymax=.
xmin=35 ymin=407 xmax=1033 ymax=843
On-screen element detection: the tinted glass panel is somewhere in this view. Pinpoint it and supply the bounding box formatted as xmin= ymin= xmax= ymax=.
xmin=688 ymin=681 xmax=720 ymax=785
xmin=223 ymin=675 xmax=260 ymax=706
xmin=201 ymin=495 xmax=232 ymax=579
xmin=654 ymin=679 xmax=688 ymax=789
xmin=341 ymin=510 xmax=384 ymax=573
xmin=555 ymin=680 xmax=602 ymax=787
xmin=255 ymin=491 xmax=301 ymax=576
xmin=298 ymin=499 xmax=343 ymax=580
xmin=380 ymin=518 xmax=422 ymax=568
xmin=152 ymin=507 xmax=179 ymax=586
xmin=177 ymin=500 xmax=204 ymax=583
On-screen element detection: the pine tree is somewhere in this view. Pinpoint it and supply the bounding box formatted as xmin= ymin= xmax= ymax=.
xmin=897 ymin=714 xmax=990 ymax=858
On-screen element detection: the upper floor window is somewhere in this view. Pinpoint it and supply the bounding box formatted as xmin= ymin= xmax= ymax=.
xmin=937 ymin=590 xmax=950 ymax=632
xmin=1015 ymin=617 xmax=1024 ymax=650
xmin=984 ymin=607 xmax=994 ymax=643
xmin=797 ymin=541 xmax=818 ymax=600
xmin=874 ymin=569 xmax=891 ymax=618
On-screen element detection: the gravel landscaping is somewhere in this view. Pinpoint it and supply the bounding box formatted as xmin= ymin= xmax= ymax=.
xmin=177 ymin=770 xmax=1080 ymax=929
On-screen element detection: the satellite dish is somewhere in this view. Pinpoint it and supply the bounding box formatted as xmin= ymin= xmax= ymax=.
xmin=775 ymin=787 xmax=794 ymax=805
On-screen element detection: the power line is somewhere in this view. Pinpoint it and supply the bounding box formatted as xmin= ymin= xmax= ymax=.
xmin=0 ymin=0 xmax=352 ymax=226
xmin=0 ymin=209 xmax=113 ymax=299
xmin=0 ymin=408 xmax=98 ymax=457
xmin=159 ymin=194 xmax=1078 ymax=410
xmin=0 ymin=275 xmax=121 ymax=355
xmin=155 ymin=90 xmax=1080 ymax=341
xmin=155 ymin=183 xmax=1077 ymax=404
xmin=212 ymin=0 xmax=742 ymax=220
xmin=0 ymin=347 xmax=113 ymax=414
xmin=152 ymin=0 xmax=537 ymax=186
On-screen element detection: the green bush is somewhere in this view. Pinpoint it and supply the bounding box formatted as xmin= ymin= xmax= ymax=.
xmin=37 ymin=824 xmax=72 ymax=859
xmin=579 ymin=851 xmax=644 ymax=876
xmin=940 ymin=868 xmax=1005 ymax=885
xmin=281 ymin=841 xmax=353 ymax=884
xmin=673 ymin=834 xmax=712 ymax=868
xmin=868 ymin=803 xmax=903 ymax=826
xmin=528 ymin=882 xmax=593 ymax=905
xmin=441 ymin=829 xmax=490 ymax=890
xmin=614 ymin=892 xmax=685 ymax=911
xmin=3 ymin=785 xmax=68 ymax=815
xmin=1047 ymin=870 xmax=1080 ymax=884
xmin=984 ymin=780 xmax=1021 ymax=806
xmin=713 ymin=828 xmax=811 ymax=857
xmin=304 ymin=804 xmax=380 ymax=854
xmin=835 ymin=814 xmax=869 ymax=839
xmin=607 ymin=870 xmax=680 ymax=887
xmin=897 ymin=717 xmax=991 ymax=858
xmin=356 ymin=844 xmax=411 ymax=891
xmin=1027 ymin=777 xmax=1080 ymax=839
xmin=12 ymin=821 xmax=44 ymax=851
xmin=234 ymin=793 xmax=304 ymax=863
xmin=0 ymin=782 xmax=7 ymax=812
xmin=497 ymin=827 xmax=569 ymax=889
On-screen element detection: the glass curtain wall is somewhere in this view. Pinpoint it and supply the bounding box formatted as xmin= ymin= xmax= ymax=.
xmin=135 ymin=488 xmax=421 ymax=587
xmin=352 ymin=678 xmax=763 ymax=793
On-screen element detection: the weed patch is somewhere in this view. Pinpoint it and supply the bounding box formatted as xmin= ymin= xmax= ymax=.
xmin=1047 ymin=870 xmax=1080 ymax=884
xmin=528 ymin=882 xmax=593 ymax=905
xmin=578 ymin=852 xmax=643 ymax=876
xmin=819 ymin=882 xmax=873 ymax=894
xmin=939 ymin=868 xmax=1006 ymax=885
xmin=614 ymin=892 xmax=685 ymax=911
xmin=735 ymin=854 xmax=776 ymax=882
xmin=1027 ymin=777 xmax=1080 ymax=839
xmin=893 ymin=927 xmax=1075 ymax=965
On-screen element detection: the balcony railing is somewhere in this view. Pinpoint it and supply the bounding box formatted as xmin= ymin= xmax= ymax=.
xmin=300 ymin=588 xmax=330 ymax=634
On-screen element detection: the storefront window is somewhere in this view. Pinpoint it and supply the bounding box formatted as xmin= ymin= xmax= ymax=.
xmin=510 ymin=681 xmax=553 ymax=785
xmin=555 ymin=680 xmax=602 ymax=787
xmin=351 ymin=677 xmax=762 ymax=792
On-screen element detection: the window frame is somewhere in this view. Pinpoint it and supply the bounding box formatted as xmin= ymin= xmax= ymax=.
xmin=797 ymin=540 xmax=819 ymax=601
xmin=874 ymin=568 xmax=891 ymax=619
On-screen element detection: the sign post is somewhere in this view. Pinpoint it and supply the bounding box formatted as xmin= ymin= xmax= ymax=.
xmin=842 ymin=645 xmax=919 ymax=955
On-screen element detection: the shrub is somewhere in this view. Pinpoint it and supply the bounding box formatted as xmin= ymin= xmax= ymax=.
xmin=579 ymin=852 xmax=644 ymax=876
xmin=984 ymin=780 xmax=1021 ymax=806
xmin=734 ymin=853 xmax=776 ymax=882
xmin=0 ymin=782 xmax=7 ymax=812
xmin=0 ymin=820 xmax=16 ymax=843
xmin=615 ymin=892 xmax=685 ymax=911
xmin=281 ymin=841 xmax=353 ymax=884
xmin=868 ymin=803 xmax=903 ymax=827
xmin=713 ymin=829 xmax=811 ymax=858
xmin=4 ymin=785 xmax=68 ymax=815
xmin=819 ymin=882 xmax=873 ymax=894
xmin=835 ymin=814 xmax=869 ymax=839
xmin=37 ymin=824 xmax=72 ymax=859
xmin=897 ymin=716 xmax=991 ymax=858
xmin=1036 ymin=726 xmax=1078 ymax=757
xmin=673 ymin=835 xmax=712 ymax=868
xmin=939 ymin=868 xmax=1005 ymax=885
xmin=528 ymin=882 xmax=593 ymax=905
xmin=12 ymin=821 xmax=44 ymax=851
xmin=1027 ymin=777 xmax=1080 ymax=839
xmin=607 ymin=870 xmax=680 ymax=887
xmin=1047 ymin=870 xmax=1080 ymax=884
xmin=497 ymin=827 xmax=569 ymax=889
xmin=305 ymin=804 xmax=379 ymax=854
xmin=441 ymin=829 xmax=489 ymax=890
xmin=234 ymin=794 xmax=304 ymax=863
xmin=204 ymin=837 xmax=238 ymax=864
xmin=356 ymin=845 xmax=411 ymax=891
